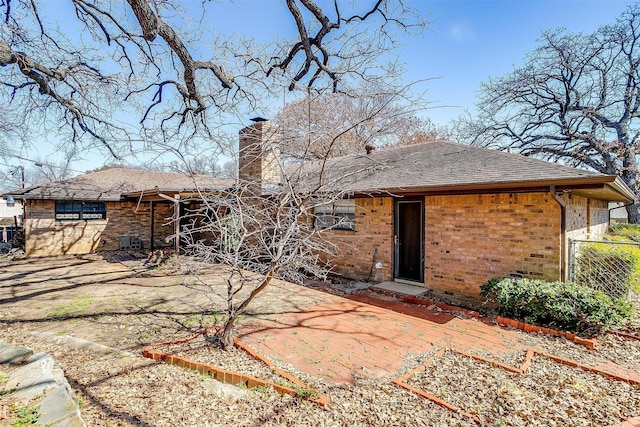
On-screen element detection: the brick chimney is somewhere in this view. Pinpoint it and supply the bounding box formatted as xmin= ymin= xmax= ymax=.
xmin=238 ymin=118 xmax=281 ymax=194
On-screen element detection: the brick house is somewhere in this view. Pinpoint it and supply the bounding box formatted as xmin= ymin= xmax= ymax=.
xmin=240 ymin=121 xmax=635 ymax=297
xmin=4 ymin=168 xmax=231 ymax=256
xmin=4 ymin=120 xmax=635 ymax=298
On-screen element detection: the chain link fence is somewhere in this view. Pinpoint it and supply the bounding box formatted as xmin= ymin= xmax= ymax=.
xmin=569 ymin=239 xmax=640 ymax=300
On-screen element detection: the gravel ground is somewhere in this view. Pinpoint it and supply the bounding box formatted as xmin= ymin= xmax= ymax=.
xmin=0 ymin=255 xmax=639 ymax=426
xmin=405 ymin=349 xmax=640 ymax=426
xmin=0 ymin=324 xmax=474 ymax=427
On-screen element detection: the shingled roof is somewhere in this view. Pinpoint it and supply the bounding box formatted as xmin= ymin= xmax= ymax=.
xmin=287 ymin=141 xmax=635 ymax=201
xmin=6 ymin=168 xmax=233 ymax=201
xmin=6 ymin=142 xmax=635 ymax=203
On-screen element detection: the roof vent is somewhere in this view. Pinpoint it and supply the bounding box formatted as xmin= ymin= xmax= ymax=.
xmin=365 ymin=143 xmax=376 ymax=155
xmin=250 ymin=117 xmax=268 ymax=123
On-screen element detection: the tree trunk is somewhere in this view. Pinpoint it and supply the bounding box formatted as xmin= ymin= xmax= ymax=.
xmin=620 ymin=165 xmax=639 ymax=224
xmin=626 ymin=200 xmax=640 ymax=224
xmin=220 ymin=273 xmax=274 ymax=350
xmin=221 ymin=315 xmax=236 ymax=350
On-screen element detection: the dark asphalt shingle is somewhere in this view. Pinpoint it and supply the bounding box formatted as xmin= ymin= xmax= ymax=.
xmin=287 ymin=141 xmax=607 ymax=193
xmin=7 ymin=168 xmax=233 ymax=201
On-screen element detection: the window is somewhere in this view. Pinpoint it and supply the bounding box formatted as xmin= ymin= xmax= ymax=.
xmin=313 ymin=199 xmax=355 ymax=231
xmin=55 ymin=201 xmax=106 ymax=220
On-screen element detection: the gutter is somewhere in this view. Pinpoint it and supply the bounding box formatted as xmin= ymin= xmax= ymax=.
xmin=550 ymin=185 xmax=567 ymax=282
xmin=341 ymin=175 xmax=633 ymax=199
xmin=609 ymin=176 xmax=637 ymax=202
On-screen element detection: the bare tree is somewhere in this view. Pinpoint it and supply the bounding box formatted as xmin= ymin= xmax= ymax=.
xmin=275 ymin=86 xmax=439 ymax=160
xmin=219 ymin=161 xmax=237 ymax=179
xmin=161 ymin=157 xmax=222 ymax=177
xmin=30 ymin=159 xmax=77 ymax=184
xmin=180 ymin=184 xmax=332 ymax=349
xmin=0 ymin=0 xmax=427 ymax=349
xmin=180 ymin=139 xmax=381 ymax=349
xmin=0 ymin=151 xmax=77 ymax=191
xmin=458 ymin=4 xmax=640 ymax=222
xmin=1 ymin=1 xmax=425 ymax=159
xmin=177 ymin=81 xmax=420 ymax=348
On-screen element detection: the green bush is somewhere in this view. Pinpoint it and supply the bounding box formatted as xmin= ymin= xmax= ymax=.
xmin=576 ymin=241 xmax=640 ymax=295
xmin=609 ymin=223 xmax=640 ymax=242
xmin=481 ymin=277 xmax=633 ymax=334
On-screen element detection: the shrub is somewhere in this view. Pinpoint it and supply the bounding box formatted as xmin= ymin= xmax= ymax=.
xmin=576 ymin=241 xmax=640 ymax=296
xmin=481 ymin=277 xmax=633 ymax=335
xmin=609 ymin=223 xmax=640 ymax=242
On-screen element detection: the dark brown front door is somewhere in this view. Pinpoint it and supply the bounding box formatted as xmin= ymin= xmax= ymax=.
xmin=394 ymin=199 xmax=424 ymax=282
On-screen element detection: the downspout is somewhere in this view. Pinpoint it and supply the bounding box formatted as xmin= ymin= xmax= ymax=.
xmin=174 ymin=194 xmax=180 ymax=253
xmin=150 ymin=201 xmax=155 ymax=251
xmin=25 ymin=200 xmax=31 ymax=255
xmin=550 ymin=186 xmax=567 ymax=281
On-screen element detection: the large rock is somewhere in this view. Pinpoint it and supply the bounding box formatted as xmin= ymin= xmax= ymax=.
xmin=0 ymin=342 xmax=33 ymax=365
xmin=1 ymin=343 xmax=86 ymax=427
xmin=5 ymin=352 xmax=60 ymax=400
xmin=38 ymin=384 xmax=86 ymax=427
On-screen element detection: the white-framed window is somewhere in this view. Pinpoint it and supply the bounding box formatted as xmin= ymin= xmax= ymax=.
xmin=55 ymin=201 xmax=106 ymax=221
xmin=313 ymin=199 xmax=355 ymax=231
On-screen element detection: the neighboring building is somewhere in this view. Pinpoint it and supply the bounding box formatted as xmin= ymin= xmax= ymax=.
xmin=240 ymin=121 xmax=635 ymax=297
xmin=0 ymin=197 xmax=23 ymax=243
xmin=609 ymin=202 xmax=629 ymax=223
xmin=4 ymin=169 xmax=231 ymax=256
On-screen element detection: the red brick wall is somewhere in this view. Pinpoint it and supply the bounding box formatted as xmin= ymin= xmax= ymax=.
xmin=23 ymin=199 xmax=174 ymax=256
xmin=320 ymin=197 xmax=394 ymax=282
xmin=153 ymin=201 xmax=175 ymax=248
xmin=424 ymin=193 xmax=562 ymax=296
xmin=324 ymin=192 xmax=566 ymax=297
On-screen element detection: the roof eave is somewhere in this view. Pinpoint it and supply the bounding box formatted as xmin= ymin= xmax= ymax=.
xmin=2 ymin=194 xmax=123 ymax=202
xmin=347 ymin=175 xmax=635 ymax=201
xmin=122 ymin=186 xmax=232 ymax=201
xmin=607 ymin=176 xmax=637 ymax=202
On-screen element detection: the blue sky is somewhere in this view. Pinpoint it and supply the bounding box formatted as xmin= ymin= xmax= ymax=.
xmin=206 ymin=0 xmax=635 ymax=125
xmin=8 ymin=0 xmax=638 ymax=173
xmin=401 ymin=0 xmax=634 ymax=125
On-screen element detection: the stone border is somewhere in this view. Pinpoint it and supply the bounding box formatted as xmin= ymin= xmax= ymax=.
xmin=394 ymin=347 xmax=639 ymax=424
xmin=141 ymin=330 xmax=329 ymax=406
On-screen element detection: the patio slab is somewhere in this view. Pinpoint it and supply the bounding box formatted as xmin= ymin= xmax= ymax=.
xmin=371 ymin=281 xmax=426 ymax=296
xmin=239 ymin=283 xmax=530 ymax=383
xmin=241 ymin=282 xmax=640 ymax=385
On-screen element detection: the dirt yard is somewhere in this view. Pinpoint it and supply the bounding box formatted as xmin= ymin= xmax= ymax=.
xmin=0 ymin=253 xmax=639 ymax=426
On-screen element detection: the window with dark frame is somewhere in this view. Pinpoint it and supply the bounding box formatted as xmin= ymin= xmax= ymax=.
xmin=313 ymin=199 xmax=356 ymax=231
xmin=55 ymin=201 xmax=106 ymax=220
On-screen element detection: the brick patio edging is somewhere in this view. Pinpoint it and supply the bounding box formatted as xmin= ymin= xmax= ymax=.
xmin=608 ymin=329 xmax=640 ymax=341
xmin=607 ymin=416 xmax=640 ymax=427
xmin=402 ymin=295 xmax=481 ymax=318
xmin=393 ymin=348 xmax=536 ymax=424
xmin=392 ymin=348 xmax=481 ymax=424
xmin=141 ymin=330 xmax=329 ymax=406
xmin=393 ymin=347 xmax=639 ymax=425
xmin=496 ymin=316 xmax=597 ymax=349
